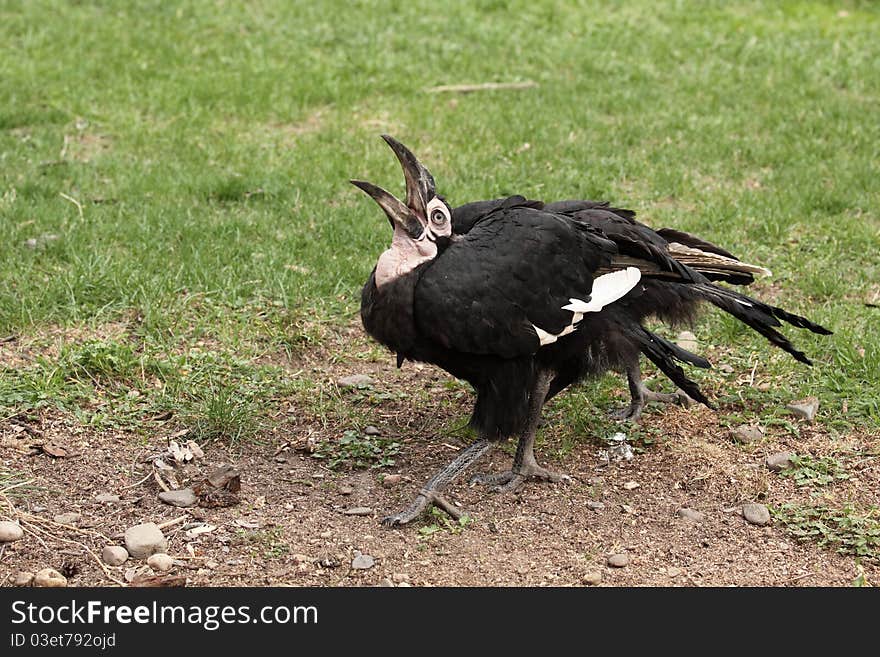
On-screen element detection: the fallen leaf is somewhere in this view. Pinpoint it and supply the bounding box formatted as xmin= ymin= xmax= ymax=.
xmin=185 ymin=440 xmax=204 ymax=459
xmin=38 ymin=443 xmax=68 ymax=458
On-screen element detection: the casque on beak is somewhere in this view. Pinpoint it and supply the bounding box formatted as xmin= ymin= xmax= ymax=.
xmin=350 ymin=179 xmax=425 ymax=240
xmin=380 ymin=134 xmax=436 ymax=218
xmin=351 ymin=135 xmax=438 ymax=241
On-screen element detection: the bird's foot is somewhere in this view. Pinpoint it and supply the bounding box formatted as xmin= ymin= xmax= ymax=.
xmin=611 ymin=389 xmax=688 ymax=422
xmin=610 ymin=402 xmax=644 ymax=423
xmin=381 ymin=488 xmax=464 ymax=527
xmin=470 ymin=464 xmax=571 ymax=494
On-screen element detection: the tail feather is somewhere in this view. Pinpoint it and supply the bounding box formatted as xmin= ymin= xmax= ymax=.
xmin=694 ymin=284 xmax=831 ymax=365
xmin=629 ymin=325 xmax=714 ymax=409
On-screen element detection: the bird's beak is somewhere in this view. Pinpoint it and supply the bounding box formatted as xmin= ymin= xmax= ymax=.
xmin=381 ymin=134 xmax=436 ymax=219
xmin=350 ymin=179 xmax=425 ymax=240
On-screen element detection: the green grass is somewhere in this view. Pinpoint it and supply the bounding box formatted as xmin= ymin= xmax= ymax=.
xmin=1 ymin=0 xmax=879 ymax=446
xmin=774 ymin=503 xmax=880 ymax=561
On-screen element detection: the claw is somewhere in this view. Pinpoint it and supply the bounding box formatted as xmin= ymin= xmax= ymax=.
xmin=471 ymin=465 xmax=571 ymax=494
xmin=382 ymin=490 xmax=464 ymax=527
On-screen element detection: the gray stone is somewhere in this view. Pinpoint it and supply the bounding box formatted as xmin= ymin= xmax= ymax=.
xmin=124 ymin=522 xmax=168 ymax=558
xmin=730 ymin=425 xmax=764 ymax=444
xmin=0 ymin=521 xmax=24 ymax=542
xmin=351 ymin=552 xmax=375 ymax=570
xmin=53 ymin=512 xmax=81 ymax=526
xmin=382 ymin=474 xmax=402 ymax=487
xmin=102 ymin=546 xmax=129 ymax=566
xmin=339 ymin=485 xmax=354 ymax=495
xmin=676 ymin=507 xmax=705 ymax=522
xmin=787 ymin=398 xmax=819 ymax=422
xmin=146 ymin=553 xmax=174 ymax=572
xmin=337 ymin=374 xmax=374 ymax=389
xmin=95 ymin=493 xmax=120 ymax=504
xmin=364 ymin=425 xmax=381 ymax=436
xmin=766 ymin=451 xmax=795 ymax=472
xmin=33 ymin=568 xmax=67 ymax=588
xmin=743 ymin=503 xmax=771 ymax=526
xmin=586 ymin=501 xmax=605 ymax=512
xmin=378 ymin=578 xmax=394 ymax=587
xmin=12 ymin=571 xmax=34 ymax=587
xmin=607 ymin=553 xmax=630 ymax=568
xmin=391 ymin=573 xmax=410 ymax=584
xmin=158 ymin=488 xmax=197 ymax=508
xmin=343 ymin=507 xmax=373 ymax=516
xmin=582 ymin=570 xmax=603 ymax=585
xmin=718 ymin=363 xmax=735 ymax=374
xmin=676 ymin=331 xmax=698 ymax=352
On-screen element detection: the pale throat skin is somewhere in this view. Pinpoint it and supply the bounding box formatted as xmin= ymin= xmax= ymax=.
xmin=373 ymin=196 xmax=452 ymax=289
xmin=375 ymin=225 xmax=438 ymax=288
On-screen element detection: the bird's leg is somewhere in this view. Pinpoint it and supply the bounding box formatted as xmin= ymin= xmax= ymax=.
xmin=381 ymin=438 xmax=491 ymax=527
xmin=611 ymin=360 xmax=684 ymax=422
xmin=471 ymin=370 xmax=571 ymax=494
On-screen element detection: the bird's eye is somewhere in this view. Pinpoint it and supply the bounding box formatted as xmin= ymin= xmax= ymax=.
xmin=431 ymin=208 xmax=447 ymax=225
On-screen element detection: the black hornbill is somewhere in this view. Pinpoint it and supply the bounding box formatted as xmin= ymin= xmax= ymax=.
xmin=453 ymin=197 xmax=832 ymax=421
xmin=353 ymin=136 xmax=717 ymax=526
xmin=352 ymin=136 xmax=830 ymax=526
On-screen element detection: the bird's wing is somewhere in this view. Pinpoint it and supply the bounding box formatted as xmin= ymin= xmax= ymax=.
xmin=414 ymin=206 xmax=635 ymax=358
xmin=451 ymin=195 xmax=544 ymax=234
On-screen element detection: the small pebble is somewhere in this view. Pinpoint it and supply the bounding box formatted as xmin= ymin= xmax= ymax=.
xmin=382 ymin=474 xmax=403 ymax=487
xmin=623 ymin=481 xmax=639 ymax=490
xmin=337 ymin=374 xmax=375 ymax=389
xmin=124 ymin=522 xmax=168 ymax=558
xmin=586 ymin=501 xmax=605 ymax=512
xmin=339 ymin=485 xmax=354 ymax=496
xmin=364 ymin=426 xmax=381 ymax=436
xmin=0 ymin=521 xmax=24 ymax=542
xmin=607 ymin=553 xmax=630 ymax=568
xmin=95 ymin=493 xmax=120 ymax=504
xmin=676 ymin=508 xmax=705 ymax=522
xmin=787 ymin=398 xmax=819 ymax=422
xmin=146 ymin=553 xmax=174 ymax=572
xmin=391 ymin=573 xmax=410 ymax=583
xmin=667 ymin=567 xmax=682 ymax=577
xmin=101 ymin=546 xmax=129 ymax=566
xmin=730 ymin=425 xmax=764 ymax=444
xmin=743 ymin=503 xmax=772 ymax=526
xmin=718 ymin=364 xmax=735 ymax=374
xmin=397 ymin=581 xmax=411 ymax=588
xmin=351 ymin=552 xmax=375 ymax=570
xmin=378 ymin=578 xmax=394 ymax=587
xmin=12 ymin=571 xmax=34 ymax=587
xmin=676 ymin=330 xmax=698 ymax=352
xmin=582 ymin=571 xmax=603 ymax=585
xmin=33 ymin=568 xmax=67 ymax=588
xmin=766 ymin=451 xmax=795 ymax=472
xmin=344 ymin=507 xmax=373 ymax=516
xmin=53 ymin=512 xmax=82 ymax=526
xmin=158 ymin=488 xmax=197 ymax=508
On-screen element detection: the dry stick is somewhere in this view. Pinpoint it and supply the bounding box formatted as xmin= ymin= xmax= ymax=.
xmin=22 ymin=519 xmax=125 ymax=587
xmin=25 ymin=513 xmax=116 ymax=545
xmin=0 ymin=479 xmax=35 ymax=496
xmin=156 ymin=515 xmax=188 ymax=531
xmin=425 ymin=81 xmax=538 ymax=93
xmin=153 ymin=471 xmax=171 ymax=492
xmin=59 ymin=192 xmax=84 ymax=221
xmin=120 ymin=472 xmax=154 ymax=491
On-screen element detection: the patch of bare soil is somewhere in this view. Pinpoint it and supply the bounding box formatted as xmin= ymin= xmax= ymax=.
xmin=2 ymin=348 xmax=878 ymax=588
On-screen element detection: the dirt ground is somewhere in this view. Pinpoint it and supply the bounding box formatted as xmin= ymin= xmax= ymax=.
xmin=1 ymin=336 xmax=878 ymax=588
